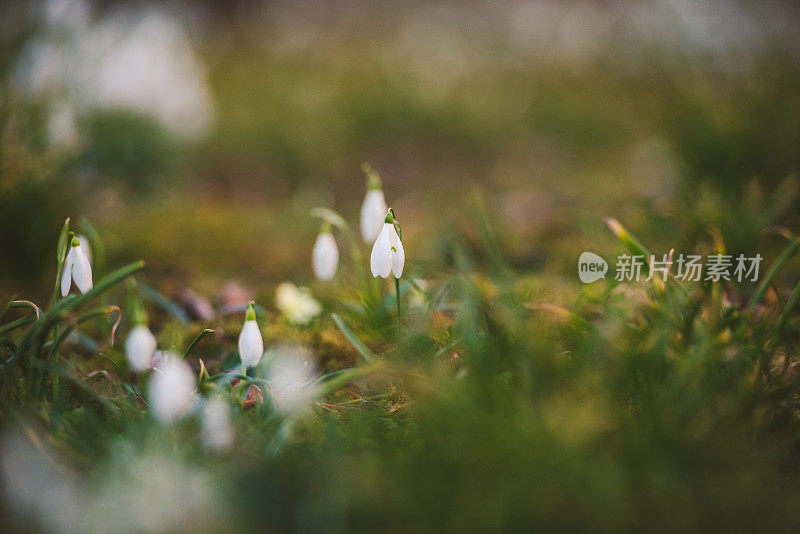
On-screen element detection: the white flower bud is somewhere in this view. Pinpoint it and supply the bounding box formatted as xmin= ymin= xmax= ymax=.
xmin=201 ymin=397 xmax=233 ymax=452
xmin=148 ymin=354 xmax=195 ymax=424
xmin=360 ymin=189 xmax=387 ymax=243
xmin=266 ymin=346 xmax=318 ymax=414
xmin=125 ymin=325 xmax=157 ymax=372
xmin=312 ymin=231 xmax=339 ymax=281
xmin=238 ymin=320 xmax=264 ymax=369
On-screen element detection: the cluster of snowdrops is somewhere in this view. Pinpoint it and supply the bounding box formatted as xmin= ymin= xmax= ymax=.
xmin=56 ymin=165 xmax=404 ymax=450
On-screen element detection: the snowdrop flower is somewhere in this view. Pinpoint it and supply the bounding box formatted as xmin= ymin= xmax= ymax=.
xmin=125 ymin=286 xmax=155 ymax=372
xmin=60 ymin=233 xmax=92 ymax=296
xmin=148 ymin=354 xmax=195 ymax=424
xmin=312 ymin=226 xmax=338 ymax=281
xmin=125 ymin=325 xmax=157 ymax=372
xmin=275 ymin=282 xmax=321 ymax=324
xmin=266 ymin=346 xmax=319 ymax=414
xmin=370 ymin=209 xmax=405 ymax=279
xmin=77 ymin=234 xmax=92 ymax=263
xmin=201 ymin=397 xmax=233 ymax=452
xmin=86 ymin=447 xmax=221 ymax=533
xmin=238 ymin=302 xmax=263 ymax=371
xmin=16 ymin=6 xmax=215 ymax=139
xmin=151 ymin=350 xmax=170 ymax=370
xmin=359 ymin=165 xmax=388 ymax=243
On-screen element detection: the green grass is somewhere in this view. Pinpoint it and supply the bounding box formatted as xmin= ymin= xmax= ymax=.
xmin=2 ymin=204 xmax=800 ymax=532
xmin=3 ymin=4 xmax=800 ymax=532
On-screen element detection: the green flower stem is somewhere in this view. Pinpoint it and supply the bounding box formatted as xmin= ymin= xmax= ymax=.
xmin=51 ymin=218 xmax=71 ymax=408
xmin=395 ymin=277 xmax=402 ymax=342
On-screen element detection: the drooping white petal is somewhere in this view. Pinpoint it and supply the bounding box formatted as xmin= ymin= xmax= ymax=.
xmin=378 ymin=246 xmax=392 ymax=278
xmin=275 ymin=283 xmax=322 ymax=324
xmin=201 ymin=396 xmax=233 ymax=452
xmin=60 ymin=247 xmax=75 ymax=297
xmin=312 ymin=232 xmax=338 ymax=281
xmin=152 ymin=350 xmax=170 ymax=370
xmin=391 ymin=227 xmax=405 ymax=278
xmin=370 ymin=232 xmax=381 ymax=277
xmin=148 ymin=355 xmax=195 ymax=424
xmin=71 ymin=244 xmax=93 ymax=293
xmin=77 ymin=235 xmax=92 ymax=263
xmin=238 ymin=320 xmax=264 ymax=368
xmin=360 ymin=189 xmax=387 ymax=243
xmin=125 ymin=325 xmax=157 ymax=372
xmin=371 ymin=223 xmax=395 ymax=278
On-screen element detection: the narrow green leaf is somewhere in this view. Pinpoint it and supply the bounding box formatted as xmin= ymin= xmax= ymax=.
xmin=52 ymin=218 xmax=71 ymax=306
xmin=52 ymin=261 xmax=145 ymax=317
xmin=772 ymin=279 xmax=800 ymax=340
xmin=8 ymin=300 xmax=43 ymax=320
xmin=0 ymin=301 xmax=44 ymax=336
xmin=182 ymin=328 xmax=214 ymax=360
xmin=137 ymin=281 xmax=190 ymax=324
xmin=310 ymin=207 xmax=351 ymax=233
xmin=605 ymin=217 xmax=652 ymax=272
xmin=0 ymin=315 xmax=36 ymax=335
xmin=56 ymin=218 xmax=71 ymax=265
xmin=314 ymin=361 xmax=383 ymax=397
xmin=750 ymin=236 xmax=800 ymax=310
xmin=50 ymin=305 xmax=121 ymax=357
xmin=331 ymin=313 xmax=376 ymax=363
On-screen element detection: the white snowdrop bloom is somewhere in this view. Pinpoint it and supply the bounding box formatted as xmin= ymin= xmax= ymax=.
xmin=86 ymin=447 xmax=221 ymax=533
xmin=76 ymin=234 xmax=92 ymax=263
xmin=238 ymin=302 xmax=264 ymax=370
xmin=125 ymin=325 xmax=157 ymax=373
xmin=148 ymin=354 xmax=195 ymax=424
xmin=15 ymin=6 xmax=215 ymax=140
xmin=312 ymin=230 xmax=339 ymax=281
xmin=370 ymin=211 xmax=405 ymax=279
xmin=265 ymin=346 xmax=319 ymax=414
xmin=42 ymin=0 xmax=91 ymax=31
xmin=201 ymin=397 xmax=233 ymax=452
xmin=0 ymin=433 xmax=83 ymax=534
xmin=275 ymin=282 xmax=321 ymax=324
xmin=151 ymin=349 xmax=170 ymax=370
xmin=360 ymin=189 xmax=388 ymax=243
xmin=60 ymin=234 xmax=93 ymax=297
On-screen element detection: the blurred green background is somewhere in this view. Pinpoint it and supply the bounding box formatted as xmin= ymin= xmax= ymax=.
xmin=4 ymin=1 xmax=800 ymax=532
xmin=3 ymin=0 xmax=799 ymax=302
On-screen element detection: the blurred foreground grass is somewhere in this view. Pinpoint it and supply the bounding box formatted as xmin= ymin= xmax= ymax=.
xmin=3 ymin=1 xmax=800 ymax=532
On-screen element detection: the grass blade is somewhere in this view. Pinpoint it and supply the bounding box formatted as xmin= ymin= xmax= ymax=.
xmin=52 ymin=218 xmax=71 ymax=305
xmin=183 ymin=328 xmax=214 ymax=360
xmin=772 ymin=279 xmax=800 ymax=341
xmin=53 ymin=261 xmax=145 ymax=316
xmin=0 ymin=300 xmax=44 ymax=335
xmin=331 ymin=313 xmax=376 ymax=363
xmin=605 ymin=217 xmax=651 ymax=274
xmin=0 ymin=315 xmax=36 ymax=335
xmin=310 ymin=207 xmax=351 ymax=233
xmin=8 ymin=300 xmax=43 ymax=320
xmin=137 ymin=281 xmax=191 ymax=324
xmin=50 ymin=305 xmax=122 ymax=358
xmin=750 ymin=235 xmax=800 ymax=310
